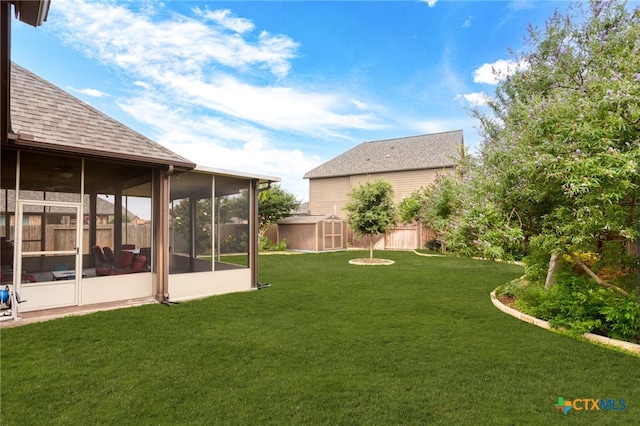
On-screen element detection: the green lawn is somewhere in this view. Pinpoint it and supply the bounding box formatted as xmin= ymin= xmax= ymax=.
xmin=1 ymin=251 xmax=639 ymax=425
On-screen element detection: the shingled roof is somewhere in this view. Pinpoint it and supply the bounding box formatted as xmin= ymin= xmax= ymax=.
xmin=8 ymin=63 xmax=195 ymax=169
xmin=304 ymin=130 xmax=463 ymax=179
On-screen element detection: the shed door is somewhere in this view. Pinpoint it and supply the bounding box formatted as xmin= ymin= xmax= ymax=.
xmin=15 ymin=201 xmax=82 ymax=313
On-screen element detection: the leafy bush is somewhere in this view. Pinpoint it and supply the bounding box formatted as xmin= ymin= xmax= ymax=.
xmin=513 ymin=272 xmax=640 ymax=343
xmin=220 ymin=233 xmax=248 ymax=254
xmin=259 ymin=237 xmax=287 ymax=251
xmin=424 ymin=239 xmax=441 ymax=252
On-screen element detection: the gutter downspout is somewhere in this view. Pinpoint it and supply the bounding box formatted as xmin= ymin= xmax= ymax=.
xmin=250 ymin=180 xmax=259 ymax=288
xmin=254 ymin=182 xmax=272 ymax=288
xmin=1 ymin=2 xmax=11 ymax=144
xmin=156 ymin=164 xmax=173 ymax=302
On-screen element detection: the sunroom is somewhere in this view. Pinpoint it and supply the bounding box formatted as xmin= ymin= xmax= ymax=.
xmin=0 ymin=63 xmax=278 ymax=321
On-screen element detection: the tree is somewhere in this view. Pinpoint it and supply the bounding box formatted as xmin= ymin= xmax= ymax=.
xmin=343 ymin=179 xmax=397 ymax=261
xmin=258 ymin=184 xmax=299 ymax=237
xmin=172 ymin=198 xmax=212 ymax=256
xmin=399 ymin=173 xmax=464 ymax=252
xmin=217 ymin=190 xmax=248 ymax=224
xmin=468 ymin=0 xmax=639 ymax=295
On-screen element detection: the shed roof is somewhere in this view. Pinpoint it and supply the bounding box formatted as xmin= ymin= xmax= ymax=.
xmin=8 ymin=63 xmax=195 ymax=169
xmin=303 ymin=130 xmax=463 ymax=179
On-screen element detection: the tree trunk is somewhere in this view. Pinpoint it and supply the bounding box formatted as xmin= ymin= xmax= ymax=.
xmin=570 ymin=254 xmax=631 ymax=298
xmin=369 ymin=234 xmax=373 ymax=262
xmin=544 ymin=251 xmax=563 ymax=289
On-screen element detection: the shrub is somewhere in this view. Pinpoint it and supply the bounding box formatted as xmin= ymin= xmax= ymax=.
xmin=424 ymin=239 xmax=441 ymax=252
xmin=514 ymin=272 xmax=640 ymax=343
xmin=259 ymin=237 xmax=287 ymax=251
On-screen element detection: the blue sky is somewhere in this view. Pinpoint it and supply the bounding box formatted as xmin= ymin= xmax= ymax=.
xmin=12 ymin=0 xmax=580 ymax=203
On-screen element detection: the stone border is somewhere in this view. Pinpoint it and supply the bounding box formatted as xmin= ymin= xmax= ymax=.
xmin=412 ymin=250 xmax=525 ymax=267
xmin=412 ymin=250 xmax=443 ymax=257
xmin=490 ymin=290 xmax=640 ymax=356
xmin=348 ymin=258 xmax=394 ymax=266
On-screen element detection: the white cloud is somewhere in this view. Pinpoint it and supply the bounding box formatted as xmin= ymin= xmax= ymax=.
xmin=73 ymin=87 xmax=107 ymax=97
xmin=118 ymin=96 xmax=320 ymax=202
xmin=460 ymin=92 xmax=488 ymax=106
xmin=133 ymin=81 xmax=150 ymax=90
xmin=473 ymin=59 xmax=529 ymax=85
xmin=407 ymin=117 xmax=482 ymax=152
xmin=47 ymin=0 xmax=396 ymax=201
xmin=350 ymin=99 xmax=369 ymax=111
xmin=463 ymin=16 xmax=473 ymax=28
xmin=53 ymin=0 xmax=298 ymax=78
xmin=421 ymin=0 xmax=438 ymax=7
xmin=194 ymin=8 xmax=255 ymax=34
xmin=51 ymin=0 xmax=383 ymax=139
xmin=165 ymin=74 xmax=384 ymax=136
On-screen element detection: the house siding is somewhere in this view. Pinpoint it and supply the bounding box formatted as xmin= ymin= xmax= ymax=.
xmin=308 ymin=176 xmax=351 ymax=217
xmin=309 ymin=167 xmax=454 ymax=218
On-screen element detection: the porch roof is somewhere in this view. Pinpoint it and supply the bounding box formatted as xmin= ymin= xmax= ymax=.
xmin=194 ymin=165 xmax=280 ymax=185
xmin=8 ymin=63 xmax=195 ymax=170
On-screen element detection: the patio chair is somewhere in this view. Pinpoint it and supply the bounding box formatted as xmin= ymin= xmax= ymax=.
xmin=114 ymin=250 xmax=134 ymax=273
xmin=1 ymin=269 xmax=37 ymax=283
xmin=139 ymin=247 xmax=151 ymax=271
xmin=93 ymin=245 xmax=108 ymax=268
xmin=103 ymin=246 xmax=115 ymax=267
xmin=111 ymin=255 xmax=146 ymax=275
xmin=131 ymin=255 xmax=147 ymax=273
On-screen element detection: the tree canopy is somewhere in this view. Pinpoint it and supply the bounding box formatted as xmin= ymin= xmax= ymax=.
xmin=344 ymin=179 xmax=397 ymax=260
xmin=470 ymin=0 xmax=639 ymax=290
xmin=258 ymin=184 xmax=299 ymax=237
xmin=408 ymin=1 xmax=639 ymax=298
xmin=399 ymin=173 xmax=463 ymax=252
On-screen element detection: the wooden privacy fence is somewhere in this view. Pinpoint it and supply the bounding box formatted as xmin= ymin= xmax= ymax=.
xmin=21 ymin=224 xmax=151 ymax=254
xmin=349 ymin=225 xmax=437 ymax=251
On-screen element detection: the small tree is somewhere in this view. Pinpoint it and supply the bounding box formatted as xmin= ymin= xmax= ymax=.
xmin=258 ymin=184 xmax=300 ymax=238
xmin=398 ymin=173 xmax=464 ymax=252
xmin=343 ymin=179 xmax=397 ymax=261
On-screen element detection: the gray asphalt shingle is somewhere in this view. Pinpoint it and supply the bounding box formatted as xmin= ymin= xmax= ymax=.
xmin=303 ymin=130 xmax=463 ymax=179
xmin=9 ymin=63 xmax=195 ymax=168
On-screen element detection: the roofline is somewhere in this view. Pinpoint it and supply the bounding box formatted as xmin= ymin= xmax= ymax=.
xmin=194 ymin=165 xmax=280 ymax=183
xmin=10 ymin=62 xmax=196 ymax=169
xmin=10 ymin=0 xmax=51 ymax=27
xmin=359 ymin=129 xmax=464 ymax=144
xmin=304 ymin=163 xmax=458 ymax=180
xmin=303 ymin=130 xmax=464 ymax=179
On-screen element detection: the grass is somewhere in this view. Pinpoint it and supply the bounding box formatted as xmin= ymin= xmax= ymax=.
xmin=1 ymin=251 xmax=639 ymax=425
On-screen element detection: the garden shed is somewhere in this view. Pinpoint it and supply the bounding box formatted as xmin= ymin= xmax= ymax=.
xmin=276 ymin=214 xmax=347 ymax=252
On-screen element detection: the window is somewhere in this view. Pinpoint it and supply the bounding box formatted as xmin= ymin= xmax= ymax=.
xmin=83 ymin=160 xmax=152 ymax=276
xmin=214 ymin=176 xmax=249 ymax=269
xmin=169 ymin=172 xmax=213 ymax=274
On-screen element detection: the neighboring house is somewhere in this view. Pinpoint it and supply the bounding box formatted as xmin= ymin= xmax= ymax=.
xmin=1 ymin=3 xmax=278 ymax=320
xmin=298 ymin=131 xmax=463 ymax=250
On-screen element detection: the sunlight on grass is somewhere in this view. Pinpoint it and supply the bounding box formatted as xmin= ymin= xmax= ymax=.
xmin=1 ymin=251 xmax=638 ymax=425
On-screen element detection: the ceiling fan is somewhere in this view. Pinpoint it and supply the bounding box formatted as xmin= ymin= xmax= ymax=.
xmin=34 ymin=158 xmax=78 ymax=178
xmin=52 ymin=158 xmax=77 ymax=178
